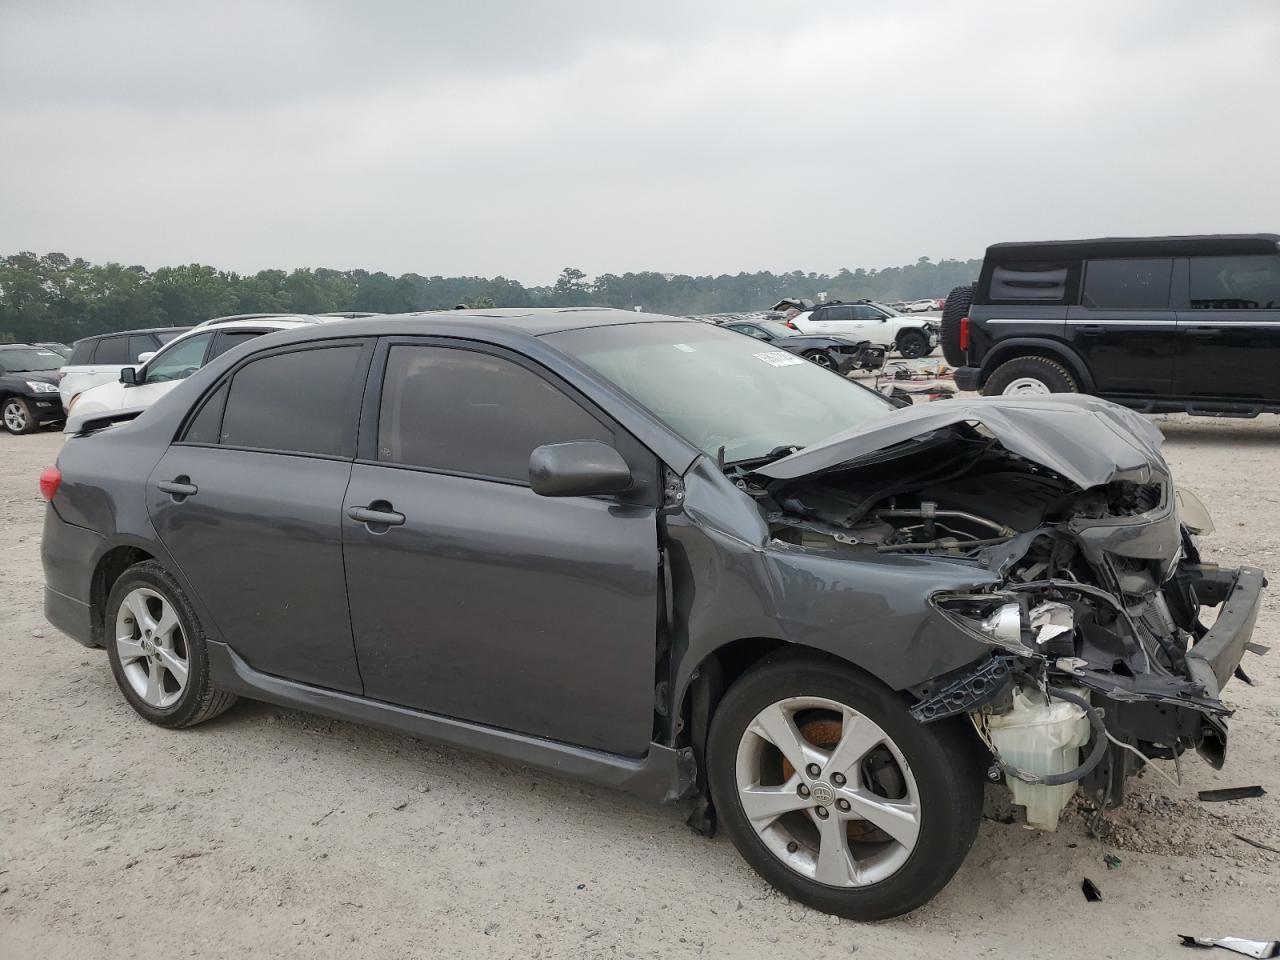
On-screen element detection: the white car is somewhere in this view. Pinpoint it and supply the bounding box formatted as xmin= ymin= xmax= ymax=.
xmin=58 ymin=327 xmax=189 ymax=411
xmin=904 ymin=299 xmax=940 ymax=313
xmin=790 ymin=301 xmax=937 ymax=359
xmin=67 ymin=315 xmax=325 ymax=422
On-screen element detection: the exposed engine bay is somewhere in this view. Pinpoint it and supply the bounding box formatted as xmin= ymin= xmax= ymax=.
xmin=734 ymin=398 xmax=1265 ymax=830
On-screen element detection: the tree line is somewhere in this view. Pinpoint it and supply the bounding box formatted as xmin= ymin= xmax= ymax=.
xmin=0 ymin=252 xmax=979 ymax=343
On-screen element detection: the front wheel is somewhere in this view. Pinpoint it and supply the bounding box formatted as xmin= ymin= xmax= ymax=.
xmin=982 ymin=356 xmax=1079 ymax=397
xmin=895 ymin=330 xmax=930 ymax=359
xmin=803 ymin=350 xmax=836 ymax=370
xmin=707 ymin=656 xmax=983 ymax=920
xmin=2 ymin=396 xmax=36 ymax=435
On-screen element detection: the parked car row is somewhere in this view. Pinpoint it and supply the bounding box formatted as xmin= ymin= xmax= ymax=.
xmin=790 ymin=300 xmax=938 ymax=359
xmin=886 ymin=298 xmax=944 ymax=313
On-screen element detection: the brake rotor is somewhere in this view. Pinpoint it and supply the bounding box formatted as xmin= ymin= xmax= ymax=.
xmin=782 ymin=716 xmax=883 ymax=842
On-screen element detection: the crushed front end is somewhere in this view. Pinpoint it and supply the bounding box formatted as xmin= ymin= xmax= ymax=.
xmin=743 ymin=396 xmax=1266 ymax=828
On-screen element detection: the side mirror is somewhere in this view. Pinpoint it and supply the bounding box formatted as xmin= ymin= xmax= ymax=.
xmin=529 ymin=440 xmax=632 ymax=498
xmin=136 ymin=351 xmax=156 ymax=364
xmin=119 ymin=366 xmax=138 ymax=386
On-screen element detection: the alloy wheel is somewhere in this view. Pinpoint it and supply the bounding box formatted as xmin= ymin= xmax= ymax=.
xmin=1001 ymin=376 xmax=1052 ymax=396
xmin=3 ymin=400 xmax=28 ymax=433
xmin=734 ymin=696 xmax=921 ymax=887
xmin=115 ymin=587 xmax=189 ymax=708
xmin=809 ymin=353 xmax=835 ymax=369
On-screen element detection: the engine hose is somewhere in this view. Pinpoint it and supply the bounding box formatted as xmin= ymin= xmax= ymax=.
xmin=992 ymin=687 xmax=1109 ymax=787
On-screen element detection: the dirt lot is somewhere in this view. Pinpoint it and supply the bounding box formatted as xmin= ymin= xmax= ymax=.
xmin=1 ymin=418 xmax=1277 ymax=959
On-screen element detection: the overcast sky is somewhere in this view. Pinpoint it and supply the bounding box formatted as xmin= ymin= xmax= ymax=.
xmin=2 ymin=0 xmax=1278 ymax=283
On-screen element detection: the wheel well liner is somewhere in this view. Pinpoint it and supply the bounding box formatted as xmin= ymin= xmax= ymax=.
xmin=90 ymin=545 xmax=154 ymax=645
xmin=979 ymin=338 xmax=1095 ymax=392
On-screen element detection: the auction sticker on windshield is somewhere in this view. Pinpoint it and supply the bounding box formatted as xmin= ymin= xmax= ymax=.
xmin=753 ymin=351 xmax=806 ymax=367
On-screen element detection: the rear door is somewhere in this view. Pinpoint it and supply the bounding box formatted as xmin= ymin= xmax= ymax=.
xmin=148 ymin=340 xmax=372 ymax=691
xmin=1068 ymin=258 xmax=1176 ymax=396
xmin=1173 ymin=253 xmax=1280 ymax=402
xmin=341 ymin=339 xmax=661 ymax=756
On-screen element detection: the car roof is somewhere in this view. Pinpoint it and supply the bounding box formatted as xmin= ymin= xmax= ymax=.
xmin=986 ymin=233 xmax=1280 ymax=262
xmin=193 ymin=313 xmax=323 ymax=328
xmin=254 ymin=307 xmax=695 ymax=344
xmin=71 ymin=326 xmax=190 ymax=346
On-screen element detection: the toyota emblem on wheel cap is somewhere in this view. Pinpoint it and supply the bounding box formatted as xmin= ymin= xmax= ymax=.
xmin=811 ymin=782 xmax=835 ymax=805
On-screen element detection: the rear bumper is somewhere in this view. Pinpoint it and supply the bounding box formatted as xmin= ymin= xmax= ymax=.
xmin=45 ymin=586 xmax=95 ymax=647
xmin=1185 ymin=564 xmax=1265 ymax=699
xmin=954 ymin=366 xmax=982 ymax=391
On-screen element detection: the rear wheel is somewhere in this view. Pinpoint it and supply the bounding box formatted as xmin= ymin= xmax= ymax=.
xmin=803 ymin=350 xmax=836 ymax=370
xmin=983 ymin=355 xmax=1078 ymax=397
xmin=895 ymin=330 xmax=930 ymax=360
xmin=2 ymin=396 xmax=36 ymax=435
xmin=105 ymin=561 xmax=238 ymax=728
xmin=939 ymin=284 xmax=974 ymax=366
xmin=707 ymin=656 xmax=983 ymax=920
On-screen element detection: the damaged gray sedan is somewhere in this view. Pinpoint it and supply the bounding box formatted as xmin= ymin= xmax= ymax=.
xmin=40 ymin=310 xmax=1263 ymax=921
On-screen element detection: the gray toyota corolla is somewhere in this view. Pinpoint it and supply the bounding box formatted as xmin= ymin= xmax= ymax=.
xmin=40 ymin=309 xmax=1263 ymax=920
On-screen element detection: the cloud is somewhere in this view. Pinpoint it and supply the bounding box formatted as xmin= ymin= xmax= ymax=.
xmin=2 ymin=0 xmax=1278 ymax=283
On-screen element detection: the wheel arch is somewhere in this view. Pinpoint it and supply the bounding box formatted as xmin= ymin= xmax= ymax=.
xmin=674 ymin=638 xmax=901 ymax=762
xmin=89 ymin=544 xmax=157 ymax=646
xmin=979 ymin=337 xmax=1095 ymax=392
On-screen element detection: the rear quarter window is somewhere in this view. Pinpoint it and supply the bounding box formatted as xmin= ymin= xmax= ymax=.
xmin=988 ymin=263 xmax=1070 ymax=301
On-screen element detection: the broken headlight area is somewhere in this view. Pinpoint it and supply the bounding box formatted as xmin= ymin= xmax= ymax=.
xmin=744 ymin=413 xmax=1265 ymax=829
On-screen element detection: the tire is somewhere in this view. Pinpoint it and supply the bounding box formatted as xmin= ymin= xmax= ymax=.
xmin=105 ymin=560 xmax=238 ymax=728
xmin=939 ymin=284 xmax=974 ymax=366
xmin=803 ymin=349 xmax=836 ymax=370
xmin=707 ymin=654 xmax=983 ymax=921
xmin=2 ymin=396 xmax=37 ymax=435
xmin=895 ymin=329 xmax=930 ymax=360
xmin=982 ymin=355 xmax=1078 ymax=397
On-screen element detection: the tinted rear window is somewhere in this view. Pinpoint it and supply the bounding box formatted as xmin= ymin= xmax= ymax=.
xmin=989 ymin=263 xmax=1069 ymax=301
xmin=1082 ymin=258 xmax=1173 ymax=309
xmin=219 ymin=346 xmax=362 ymax=457
xmin=94 ymin=336 xmax=129 ymax=364
xmin=69 ymin=341 xmax=93 ymax=365
xmin=1188 ymin=255 xmax=1280 ymax=310
xmin=208 ymin=330 xmax=264 ymax=361
xmin=128 ymin=335 xmax=156 ymax=361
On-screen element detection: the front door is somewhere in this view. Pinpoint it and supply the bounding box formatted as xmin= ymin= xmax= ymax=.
xmin=1068 ymin=257 xmax=1176 ymax=396
xmin=342 ymin=341 xmax=660 ymax=757
xmin=1173 ymin=253 xmax=1280 ymax=402
xmin=147 ymin=341 xmax=370 ymax=692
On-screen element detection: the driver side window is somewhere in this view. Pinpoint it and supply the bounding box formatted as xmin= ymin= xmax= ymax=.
xmin=850 ymin=305 xmax=885 ymax=321
xmin=143 ymin=333 xmax=213 ymax=384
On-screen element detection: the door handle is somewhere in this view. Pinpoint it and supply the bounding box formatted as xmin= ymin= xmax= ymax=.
xmin=1076 ymin=324 xmax=1105 ymax=336
xmin=1185 ymin=327 xmax=1219 ymax=338
xmin=347 ymin=504 xmax=406 ymax=527
xmin=158 ymin=477 xmax=198 ymax=498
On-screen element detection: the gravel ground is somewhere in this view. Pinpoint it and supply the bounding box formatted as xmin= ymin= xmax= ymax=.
xmin=2 ymin=417 xmax=1277 ymax=959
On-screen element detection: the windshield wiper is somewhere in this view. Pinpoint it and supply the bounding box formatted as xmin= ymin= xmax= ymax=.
xmin=725 ymin=444 xmax=804 ymax=470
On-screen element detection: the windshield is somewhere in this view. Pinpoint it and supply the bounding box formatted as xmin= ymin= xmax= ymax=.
xmin=549 ymin=321 xmax=893 ymax=463
xmin=0 ymin=347 xmax=65 ymax=372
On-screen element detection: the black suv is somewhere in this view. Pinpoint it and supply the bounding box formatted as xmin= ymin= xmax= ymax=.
xmin=0 ymin=344 xmax=68 ymax=434
xmin=941 ymin=234 xmax=1280 ymax=414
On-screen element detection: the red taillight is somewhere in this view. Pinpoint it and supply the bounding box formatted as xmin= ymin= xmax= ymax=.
xmin=39 ymin=466 xmax=61 ymax=501
xmin=958 ymin=316 xmax=971 ymax=351
xmin=785 ymin=321 xmax=799 ymax=330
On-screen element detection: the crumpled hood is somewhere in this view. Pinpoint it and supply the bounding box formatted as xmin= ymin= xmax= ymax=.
xmin=755 ymin=394 xmax=1167 ymax=490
